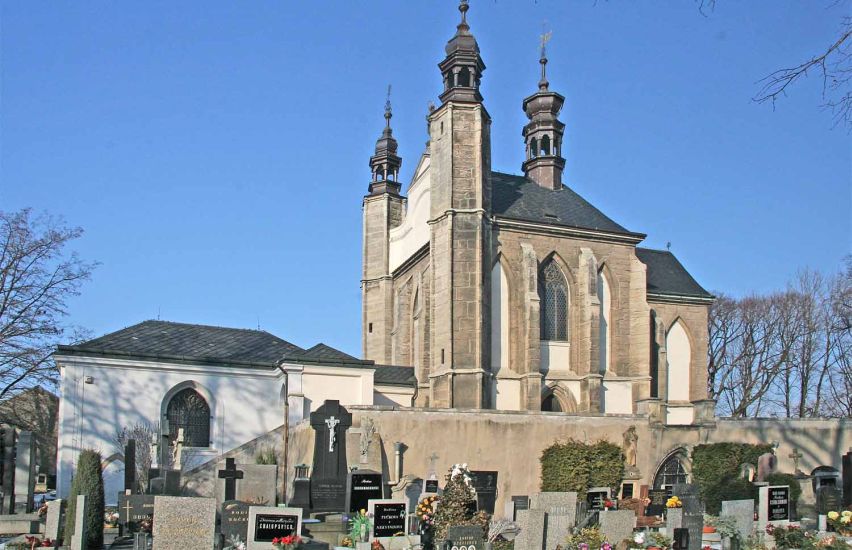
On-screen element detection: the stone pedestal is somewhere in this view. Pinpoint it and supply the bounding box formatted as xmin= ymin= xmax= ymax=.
xmin=70 ymin=495 xmax=88 ymax=550
xmin=13 ymin=431 xmax=36 ymax=514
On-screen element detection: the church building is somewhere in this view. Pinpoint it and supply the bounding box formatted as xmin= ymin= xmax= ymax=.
xmin=362 ymin=0 xmax=714 ymax=421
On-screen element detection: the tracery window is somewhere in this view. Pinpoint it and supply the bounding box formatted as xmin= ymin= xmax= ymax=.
xmin=539 ymin=260 xmax=569 ymax=341
xmin=166 ymin=388 xmax=211 ymax=448
xmin=654 ymin=454 xmax=688 ymax=489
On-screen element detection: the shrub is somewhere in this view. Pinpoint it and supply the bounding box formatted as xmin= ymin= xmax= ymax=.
xmin=432 ymin=467 xmax=487 ymax=542
xmin=540 ymin=439 xmax=623 ymax=497
xmin=564 ymin=526 xmax=607 ymax=550
xmin=64 ymin=449 xmax=105 ymax=548
xmin=256 ymin=446 xmax=277 ymax=465
xmin=691 ymin=443 xmax=771 ymax=514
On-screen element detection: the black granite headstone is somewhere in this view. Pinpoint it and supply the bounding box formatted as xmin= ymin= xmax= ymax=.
xmin=253 ymin=513 xmax=299 ymax=542
xmin=118 ymin=494 xmax=155 ymax=532
xmin=646 ymin=489 xmax=668 ymax=516
xmin=309 ymin=400 xmax=352 ymax=512
xmin=220 ymin=500 xmax=250 ymax=543
xmin=767 ymin=486 xmax=790 ymax=521
xmin=843 ymin=450 xmax=852 ymax=507
xmin=587 ymin=489 xmax=609 ymax=511
xmin=424 ymin=479 xmax=439 ymax=493
xmin=674 ymin=484 xmax=704 ymax=550
xmin=346 ymin=469 xmax=383 ymax=513
xmin=816 ymin=485 xmax=842 ymax=515
xmin=290 ymin=478 xmax=311 ymax=509
xmin=124 ymin=440 xmax=137 ymax=494
xmin=373 ymin=502 xmax=407 ymax=538
xmin=471 ymin=471 xmax=498 ymax=514
xmin=672 ymin=528 xmax=690 ymax=550
xmin=446 ymin=525 xmax=485 ymax=550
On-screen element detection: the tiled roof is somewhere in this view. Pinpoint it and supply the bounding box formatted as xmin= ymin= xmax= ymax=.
xmin=491 ymin=171 xmax=642 ymax=237
xmin=296 ymin=343 xmax=359 ymax=361
xmin=373 ymin=365 xmax=417 ymax=386
xmin=57 ymin=320 xmax=303 ymax=367
xmin=635 ymin=247 xmax=713 ymax=300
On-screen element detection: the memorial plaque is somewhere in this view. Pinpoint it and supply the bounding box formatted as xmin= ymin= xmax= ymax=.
xmin=512 ymin=495 xmax=530 ymax=520
xmin=220 ymin=500 xmax=250 ymax=543
xmin=369 ymin=499 xmax=408 ymax=539
xmin=646 ymin=489 xmax=668 ymax=516
xmin=346 ymin=470 xmax=383 ymax=513
xmin=672 ymin=527 xmax=690 ymax=550
xmin=471 ymin=471 xmax=498 ymax=514
xmin=767 ymin=486 xmax=789 ymax=522
xmin=246 ymin=506 xmax=303 ymax=550
xmin=118 ymin=494 xmax=155 ymax=531
xmin=586 ymin=488 xmax=609 ymax=511
xmin=151 ymin=496 xmax=216 ymax=550
xmin=424 ymin=479 xmax=439 ymax=493
xmin=674 ymin=484 xmax=704 ymax=550
xmin=816 ymin=485 xmax=841 ymax=515
xmin=447 ymin=525 xmax=485 ymax=549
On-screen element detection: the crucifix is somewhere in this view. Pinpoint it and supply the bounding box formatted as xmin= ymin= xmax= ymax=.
xmin=217 ymin=457 xmax=244 ymax=501
xmin=789 ymin=448 xmax=803 ymax=474
xmin=172 ymin=428 xmax=185 ymax=470
xmin=325 ymin=416 xmax=340 ymax=453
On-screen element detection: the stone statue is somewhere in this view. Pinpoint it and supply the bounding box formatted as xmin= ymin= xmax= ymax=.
xmin=623 ymin=426 xmax=638 ymax=468
xmin=739 ymin=463 xmax=756 ymax=482
xmin=325 ymin=416 xmax=340 ymax=453
xmin=757 ymin=450 xmax=777 ymax=482
xmin=359 ymin=418 xmax=376 ymax=459
xmin=171 ymin=428 xmax=184 ymax=469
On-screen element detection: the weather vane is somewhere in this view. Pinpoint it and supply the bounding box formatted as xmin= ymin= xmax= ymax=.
xmin=540 ymin=22 xmax=552 ymax=60
xmin=385 ymin=84 xmax=392 ymax=116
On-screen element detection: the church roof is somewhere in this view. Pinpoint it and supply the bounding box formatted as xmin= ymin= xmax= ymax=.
xmin=57 ymin=320 xmax=304 ymax=368
xmin=491 ymin=171 xmax=644 ymax=238
xmin=295 ymin=343 xmax=359 ymax=362
xmin=635 ymin=247 xmax=714 ymax=300
xmin=372 ymin=365 xmax=418 ymax=386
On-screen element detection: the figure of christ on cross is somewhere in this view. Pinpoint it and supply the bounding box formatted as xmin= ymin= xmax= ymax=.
xmin=218 ymin=457 xmax=244 ymax=501
xmin=325 ymin=416 xmax=340 ymax=453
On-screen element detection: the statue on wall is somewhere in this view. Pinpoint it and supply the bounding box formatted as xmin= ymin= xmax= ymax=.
xmin=757 ymin=448 xmax=778 ymax=482
xmin=359 ymin=418 xmax=376 ymax=461
xmin=623 ymin=426 xmax=638 ymax=468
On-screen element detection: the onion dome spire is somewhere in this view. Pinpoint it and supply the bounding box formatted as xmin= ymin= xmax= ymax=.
xmin=368 ymin=85 xmax=402 ymax=196
xmin=438 ymin=0 xmax=486 ymax=105
xmin=522 ymin=31 xmax=566 ymax=190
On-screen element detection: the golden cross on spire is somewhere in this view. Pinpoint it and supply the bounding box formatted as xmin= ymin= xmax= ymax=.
xmin=540 ymin=23 xmax=552 ymax=60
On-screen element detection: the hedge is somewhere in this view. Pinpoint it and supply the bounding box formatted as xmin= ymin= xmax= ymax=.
xmin=540 ymin=439 xmax=623 ymax=497
xmin=64 ymin=449 xmax=105 ymax=548
xmin=691 ymin=443 xmax=772 ymax=514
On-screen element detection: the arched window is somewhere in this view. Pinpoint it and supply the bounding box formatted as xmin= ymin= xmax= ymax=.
xmin=541 ymin=135 xmax=551 ymax=156
xmin=598 ymin=270 xmax=611 ymax=374
xmin=166 ymin=388 xmax=211 ymax=448
xmin=457 ymin=67 xmax=471 ymax=87
xmin=542 ymin=393 xmax=562 ymax=412
xmin=530 ymin=138 xmax=538 ymax=158
xmin=650 ymin=310 xmax=659 ymax=398
xmin=654 ymin=453 xmax=688 ymax=489
xmin=666 ymin=320 xmax=691 ymax=401
xmin=539 ymin=260 xmax=569 ymax=341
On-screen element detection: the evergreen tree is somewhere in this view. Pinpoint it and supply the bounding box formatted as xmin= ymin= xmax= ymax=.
xmin=64 ymin=449 xmax=105 ymax=548
xmin=432 ymin=466 xmax=488 ymax=541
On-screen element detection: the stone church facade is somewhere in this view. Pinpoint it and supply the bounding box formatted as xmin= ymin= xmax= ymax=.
xmin=362 ymin=2 xmax=714 ymax=424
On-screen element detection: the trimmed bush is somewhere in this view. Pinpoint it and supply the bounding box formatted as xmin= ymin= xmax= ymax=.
xmin=64 ymin=449 xmax=105 ymax=548
xmin=433 ymin=468 xmax=488 ymax=542
xmin=540 ymin=439 xmax=623 ymax=497
xmin=691 ymin=443 xmax=771 ymax=514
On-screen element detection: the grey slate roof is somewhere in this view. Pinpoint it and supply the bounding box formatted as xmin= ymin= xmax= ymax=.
xmin=57 ymin=320 xmax=303 ymax=367
xmin=298 ymin=343 xmax=359 ymax=361
xmin=491 ymin=171 xmax=643 ymax=237
xmin=635 ymin=247 xmax=713 ymax=300
xmin=373 ymin=365 xmax=418 ymax=386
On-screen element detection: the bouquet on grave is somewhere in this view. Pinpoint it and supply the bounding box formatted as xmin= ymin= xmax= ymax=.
xmin=23 ymin=536 xmax=54 ymax=549
xmin=665 ymin=496 xmax=682 ymax=509
xmin=271 ymin=534 xmax=303 ymax=550
xmin=826 ymin=510 xmax=852 ymax=535
xmin=416 ymin=495 xmax=439 ymax=527
xmin=348 ymin=509 xmax=373 ymax=543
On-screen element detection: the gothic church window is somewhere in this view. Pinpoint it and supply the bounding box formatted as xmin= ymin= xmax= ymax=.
xmin=654 ymin=453 xmax=688 ymax=489
xmin=539 ymin=260 xmax=569 ymax=341
xmin=530 ymin=138 xmax=538 ymax=158
xmin=542 ymin=393 xmax=562 ymax=412
xmin=541 ymin=135 xmax=551 ymax=156
xmin=166 ymin=388 xmax=211 ymax=448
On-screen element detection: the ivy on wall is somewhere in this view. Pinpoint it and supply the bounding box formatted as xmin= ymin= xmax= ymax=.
xmin=540 ymin=439 xmax=623 ymax=497
xmin=691 ymin=442 xmax=772 ymax=514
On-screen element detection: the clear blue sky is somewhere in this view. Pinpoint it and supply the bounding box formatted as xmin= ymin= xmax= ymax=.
xmin=2 ymin=1 xmax=849 ymax=356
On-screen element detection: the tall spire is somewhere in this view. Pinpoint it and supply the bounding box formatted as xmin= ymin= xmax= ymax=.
xmin=522 ymin=30 xmax=566 ymax=190
xmin=368 ymin=85 xmax=402 ymax=196
xmin=437 ymin=0 xmax=486 ymax=105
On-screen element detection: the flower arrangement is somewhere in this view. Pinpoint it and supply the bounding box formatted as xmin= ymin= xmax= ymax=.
xmin=666 ymin=496 xmax=682 ymax=509
xmin=371 ymin=541 xmax=385 ymax=550
xmin=139 ymin=515 xmax=153 ymax=533
xmin=766 ymin=524 xmax=810 ymax=550
xmin=271 ymin=535 xmax=302 ymax=550
xmin=416 ymin=495 xmax=439 ymax=527
xmin=704 ymin=514 xmax=741 ymax=542
xmin=224 ymin=534 xmax=246 ymax=550
xmin=603 ymin=499 xmax=616 ymax=511
xmin=104 ymin=511 xmax=119 ymax=527
xmin=347 ymin=509 xmax=373 ymax=543
xmin=564 ymin=526 xmax=609 ymax=550
xmin=23 ymin=536 xmax=54 ymax=549
xmin=826 ymin=510 xmax=852 ymax=535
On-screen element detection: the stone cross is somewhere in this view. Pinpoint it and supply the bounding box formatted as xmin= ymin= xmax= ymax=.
xmin=218 ymin=458 xmax=244 ymax=502
xmin=172 ymin=428 xmax=185 ymax=469
xmin=789 ymin=448 xmax=803 ymax=474
xmin=325 ymin=416 xmax=340 ymax=453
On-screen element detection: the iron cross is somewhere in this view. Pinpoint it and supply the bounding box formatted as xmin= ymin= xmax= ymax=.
xmin=217 ymin=457 xmax=244 ymax=501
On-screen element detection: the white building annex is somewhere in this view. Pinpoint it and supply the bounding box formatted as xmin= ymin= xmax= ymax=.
xmin=53 ymin=320 xmax=415 ymax=503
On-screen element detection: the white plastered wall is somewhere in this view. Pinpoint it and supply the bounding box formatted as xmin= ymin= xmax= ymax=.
xmin=491 ymin=261 xmax=520 ymax=410
xmin=388 ymin=155 xmax=431 ymax=273
xmin=665 ymin=320 xmax=694 ymax=425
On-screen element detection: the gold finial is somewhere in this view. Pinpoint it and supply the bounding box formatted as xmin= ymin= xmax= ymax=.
xmin=459 ymin=0 xmax=469 ymax=27
xmin=539 ymin=23 xmax=552 ymax=90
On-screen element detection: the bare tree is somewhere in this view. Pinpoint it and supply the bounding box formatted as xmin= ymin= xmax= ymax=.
xmin=753 ymin=15 xmax=852 ymax=128
xmin=0 ymin=209 xmax=96 ymax=399
xmin=113 ymin=422 xmax=162 ymax=494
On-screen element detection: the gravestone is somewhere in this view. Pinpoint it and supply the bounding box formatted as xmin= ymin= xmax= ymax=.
xmin=0 ymin=426 xmax=16 ymax=514
xmin=423 ymin=479 xmax=439 ymax=494
xmin=422 ymin=452 xmax=440 ymax=498
xmin=511 ymin=495 xmax=530 ymax=520
xmin=816 ymin=485 xmax=842 ymax=515
xmin=309 ymin=400 xmax=352 ymax=512
xmin=446 ymin=525 xmax=485 ymax=549
xmin=246 ymin=506 xmax=303 ymax=550
xmin=471 ymin=470 xmax=498 ymax=514
xmin=842 ymin=449 xmax=852 ymax=507
xmin=721 ymin=499 xmax=754 ymax=543
xmin=545 ymin=508 xmax=577 ymax=550
xmin=531 ymin=491 xmax=576 ymax=515
xmin=125 ymin=440 xmax=137 ymax=494
xmin=646 ymin=488 xmax=668 ymax=516
xmin=672 ymin=528 xmax=690 ymax=550
xmin=220 ymin=500 xmax=250 ymax=545
xmin=757 ymin=452 xmax=777 ymax=482
xmin=586 ymin=487 xmax=611 ymax=511
xmin=346 ymin=469 xmax=383 ymax=513
xmin=118 ymin=494 xmax=155 ymax=532
xmin=290 ymin=464 xmax=310 ymax=509
xmin=151 ymin=496 xmax=217 ymax=550
xmin=44 ymin=499 xmax=63 ymax=544
xmin=218 ymin=458 xmax=243 ymax=502
xmin=758 ymin=485 xmax=790 ymax=531
xmin=13 ymin=430 xmax=36 ymax=513
xmin=599 ymin=510 xmax=636 ymax=546
xmin=514 ymin=509 xmax=546 ymax=550
xmin=70 ymin=494 xmax=88 ymax=550
xmin=369 ymin=499 xmax=408 ymax=539
xmin=673 ymin=483 xmax=704 ymax=550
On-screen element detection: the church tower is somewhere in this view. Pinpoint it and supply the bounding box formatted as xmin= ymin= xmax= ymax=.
xmin=521 ymin=39 xmax=566 ymax=190
xmin=362 ymin=97 xmax=405 ymax=363
xmin=427 ymin=0 xmax=492 ymax=408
